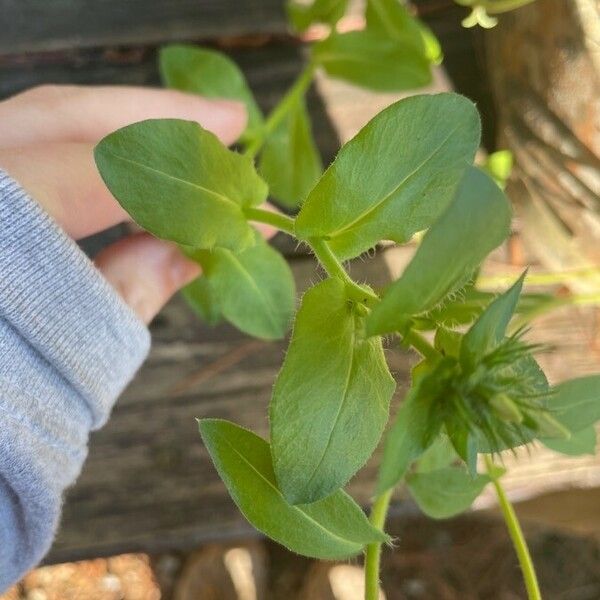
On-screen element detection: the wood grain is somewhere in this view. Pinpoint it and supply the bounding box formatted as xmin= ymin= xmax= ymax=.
xmin=0 ymin=0 xmax=286 ymax=55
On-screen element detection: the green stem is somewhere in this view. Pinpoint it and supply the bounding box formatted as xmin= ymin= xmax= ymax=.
xmin=403 ymin=330 xmax=439 ymax=361
xmin=244 ymin=61 xmax=317 ymax=159
xmin=364 ymin=489 xmax=393 ymax=600
xmin=485 ymin=456 xmax=542 ymax=600
xmin=244 ymin=207 xmax=296 ymax=236
xmin=310 ymin=237 xmax=379 ymax=305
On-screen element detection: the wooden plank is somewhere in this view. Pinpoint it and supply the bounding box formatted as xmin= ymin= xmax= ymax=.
xmin=0 ymin=0 xmax=286 ymax=56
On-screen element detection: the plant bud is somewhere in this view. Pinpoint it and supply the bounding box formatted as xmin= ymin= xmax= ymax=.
xmin=490 ymin=394 xmax=523 ymax=423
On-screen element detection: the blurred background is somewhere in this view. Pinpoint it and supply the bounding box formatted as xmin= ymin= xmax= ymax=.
xmin=0 ymin=0 xmax=599 ymax=598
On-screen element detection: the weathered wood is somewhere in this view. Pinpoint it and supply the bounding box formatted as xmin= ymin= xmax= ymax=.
xmin=0 ymin=1 xmax=286 ymax=56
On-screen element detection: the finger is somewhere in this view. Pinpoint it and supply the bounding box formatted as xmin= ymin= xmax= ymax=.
xmin=0 ymin=142 xmax=130 ymax=239
xmin=0 ymin=84 xmax=247 ymax=149
xmin=94 ymin=232 xmax=201 ymax=324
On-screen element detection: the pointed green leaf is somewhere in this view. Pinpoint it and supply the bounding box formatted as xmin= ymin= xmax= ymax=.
xmin=94 ymin=119 xmax=266 ymax=250
xmin=312 ymin=30 xmax=432 ymax=92
xmin=407 ymin=466 xmax=490 ymax=519
xmin=182 ymin=276 xmax=223 ymax=326
xmin=159 ymin=45 xmax=263 ymax=140
xmin=421 ymin=288 xmax=556 ymax=330
xmin=421 ymin=286 xmax=494 ymax=328
xmin=259 ymin=97 xmax=322 ymax=209
xmin=366 ymin=0 xmax=442 ymax=64
xmin=287 ymin=0 xmax=348 ymax=32
xmin=186 ymin=234 xmax=295 ymax=340
xmin=368 ymin=167 xmax=511 ymax=336
xmin=199 ymin=419 xmax=388 ymax=559
xmin=376 ymin=380 xmax=438 ymax=494
xmin=447 ymin=428 xmax=478 ymax=476
xmin=434 ymin=327 xmax=462 ymax=358
xmin=270 ymin=278 xmax=396 ymax=504
xmin=542 ymin=426 xmax=597 ymax=456
xmin=296 ymin=94 xmax=481 ymax=260
xmin=460 ymin=272 xmax=525 ymax=371
xmin=544 ymin=375 xmax=600 ymax=433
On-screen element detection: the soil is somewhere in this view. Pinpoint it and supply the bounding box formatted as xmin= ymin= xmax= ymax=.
xmin=4 ymin=513 xmax=600 ymax=599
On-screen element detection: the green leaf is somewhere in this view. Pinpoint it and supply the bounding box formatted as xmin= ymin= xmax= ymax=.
xmin=366 ymin=0 xmax=442 ymax=64
xmin=259 ymin=97 xmax=322 ymax=209
xmin=270 ymin=278 xmax=396 ymax=504
xmin=434 ymin=327 xmax=462 ymax=358
xmin=94 ymin=119 xmax=266 ymax=250
xmin=447 ymin=428 xmax=478 ymax=476
xmin=287 ymin=0 xmax=348 ymax=32
xmin=296 ymin=93 xmax=481 ymax=260
xmin=416 ymin=434 xmax=458 ymax=473
xmin=460 ymin=272 xmax=525 ymax=371
xmin=182 ymin=276 xmax=223 ymax=326
xmin=159 ymin=44 xmax=263 ymax=140
xmin=312 ymin=30 xmax=432 ymax=92
xmin=368 ymin=167 xmax=511 ymax=336
xmin=376 ymin=380 xmax=438 ymax=494
xmin=420 ymin=288 xmax=556 ymax=330
xmin=186 ymin=233 xmax=296 ymax=340
xmin=542 ymin=426 xmax=597 ymax=456
xmin=199 ymin=419 xmax=388 ymax=559
xmin=407 ymin=466 xmax=490 ymax=519
xmin=482 ymin=149 xmax=513 ymax=189
xmin=544 ymin=375 xmax=600 ymax=433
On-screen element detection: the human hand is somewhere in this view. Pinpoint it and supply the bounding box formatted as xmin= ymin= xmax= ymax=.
xmin=0 ymin=84 xmax=250 ymax=324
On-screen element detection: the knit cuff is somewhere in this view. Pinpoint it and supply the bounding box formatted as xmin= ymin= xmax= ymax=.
xmin=0 ymin=170 xmax=150 ymax=428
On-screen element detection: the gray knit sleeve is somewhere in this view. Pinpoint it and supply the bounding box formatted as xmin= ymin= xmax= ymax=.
xmin=0 ymin=170 xmax=150 ymax=590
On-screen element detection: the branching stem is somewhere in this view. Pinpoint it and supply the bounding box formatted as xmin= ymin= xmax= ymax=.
xmin=485 ymin=455 xmax=542 ymax=600
xmin=364 ymin=489 xmax=393 ymax=600
xmin=244 ymin=61 xmax=317 ymax=159
xmin=310 ymin=237 xmax=380 ymax=305
xmin=403 ymin=330 xmax=439 ymax=361
xmin=244 ymin=207 xmax=296 ymax=236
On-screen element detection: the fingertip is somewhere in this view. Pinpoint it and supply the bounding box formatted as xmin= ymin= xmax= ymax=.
xmin=200 ymin=98 xmax=248 ymax=145
xmin=164 ymin=90 xmax=248 ymax=145
xmin=95 ymin=232 xmax=201 ymax=324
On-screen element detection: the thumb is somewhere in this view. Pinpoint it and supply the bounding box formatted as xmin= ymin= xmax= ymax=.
xmin=94 ymin=232 xmax=201 ymax=324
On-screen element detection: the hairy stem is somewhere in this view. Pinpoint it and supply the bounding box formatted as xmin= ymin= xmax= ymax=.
xmin=364 ymin=489 xmax=393 ymax=600
xmin=485 ymin=456 xmax=542 ymax=600
xmin=244 ymin=61 xmax=317 ymax=159
xmin=403 ymin=330 xmax=439 ymax=361
xmin=244 ymin=207 xmax=296 ymax=236
xmin=310 ymin=237 xmax=379 ymax=305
